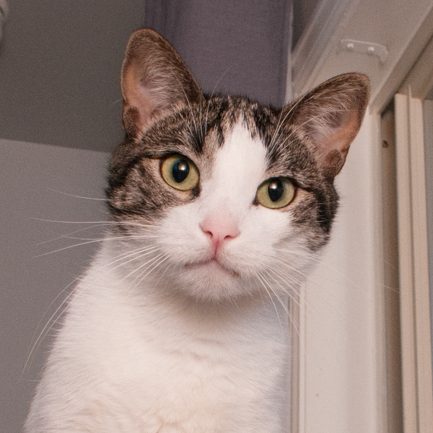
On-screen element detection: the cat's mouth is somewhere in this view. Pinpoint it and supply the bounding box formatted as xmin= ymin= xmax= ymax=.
xmin=185 ymin=258 xmax=239 ymax=277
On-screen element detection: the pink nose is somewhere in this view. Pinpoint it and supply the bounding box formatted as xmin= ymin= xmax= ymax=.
xmin=200 ymin=215 xmax=240 ymax=254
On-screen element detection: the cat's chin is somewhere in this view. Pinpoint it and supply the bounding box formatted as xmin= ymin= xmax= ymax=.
xmin=170 ymin=258 xmax=250 ymax=301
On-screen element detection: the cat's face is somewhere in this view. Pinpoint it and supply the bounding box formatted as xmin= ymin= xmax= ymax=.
xmin=106 ymin=29 xmax=369 ymax=301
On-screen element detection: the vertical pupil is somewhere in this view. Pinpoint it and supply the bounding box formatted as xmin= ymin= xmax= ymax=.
xmin=172 ymin=159 xmax=189 ymax=183
xmin=268 ymin=178 xmax=284 ymax=202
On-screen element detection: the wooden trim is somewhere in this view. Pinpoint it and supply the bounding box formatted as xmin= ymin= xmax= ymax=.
xmin=394 ymin=92 xmax=433 ymax=432
xmin=380 ymin=107 xmax=404 ymax=433
xmin=394 ymin=93 xmax=418 ymax=432
xmin=408 ymin=94 xmax=433 ymax=432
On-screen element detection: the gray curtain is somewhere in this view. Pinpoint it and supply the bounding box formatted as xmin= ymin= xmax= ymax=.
xmin=144 ymin=0 xmax=292 ymax=107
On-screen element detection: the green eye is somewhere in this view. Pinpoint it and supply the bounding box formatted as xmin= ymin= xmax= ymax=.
xmin=256 ymin=177 xmax=295 ymax=209
xmin=161 ymin=155 xmax=199 ymax=191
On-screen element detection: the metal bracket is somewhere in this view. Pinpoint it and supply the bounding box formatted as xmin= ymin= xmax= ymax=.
xmin=340 ymin=39 xmax=389 ymax=63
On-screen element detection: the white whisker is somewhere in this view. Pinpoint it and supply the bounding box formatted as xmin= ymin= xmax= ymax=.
xmin=254 ymin=271 xmax=284 ymax=333
xmin=46 ymin=188 xmax=108 ymax=201
xmin=35 ymin=234 xmax=160 ymax=257
xmin=126 ymin=253 xmax=170 ymax=296
xmin=22 ymin=279 xmax=79 ymax=376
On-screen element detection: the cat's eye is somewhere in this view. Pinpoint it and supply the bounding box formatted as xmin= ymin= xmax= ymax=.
xmin=256 ymin=177 xmax=295 ymax=209
xmin=160 ymin=155 xmax=200 ymax=191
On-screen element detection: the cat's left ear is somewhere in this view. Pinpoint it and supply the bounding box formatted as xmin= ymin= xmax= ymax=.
xmin=284 ymin=73 xmax=370 ymax=178
xmin=121 ymin=29 xmax=203 ymax=138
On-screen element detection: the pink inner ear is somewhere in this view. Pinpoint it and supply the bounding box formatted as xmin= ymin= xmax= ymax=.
xmin=311 ymin=109 xmax=361 ymax=177
xmin=122 ymin=62 xmax=159 ymax=134
xmin=286 ymin=73 xmax=370 ymax=178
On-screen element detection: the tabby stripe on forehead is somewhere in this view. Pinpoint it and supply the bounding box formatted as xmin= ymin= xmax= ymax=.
xmin=204 ymin=97 xmax=229 ymax=147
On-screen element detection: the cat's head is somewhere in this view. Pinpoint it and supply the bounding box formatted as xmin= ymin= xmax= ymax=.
xmin=106 ymin=29 xmax=369 ymax=301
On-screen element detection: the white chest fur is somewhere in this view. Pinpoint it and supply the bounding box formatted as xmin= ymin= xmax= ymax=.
xmin=26 ymin=247 xmax=290 ymax=433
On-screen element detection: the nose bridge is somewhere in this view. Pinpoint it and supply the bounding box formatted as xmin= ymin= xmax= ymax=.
xmin=203 ymin=159 xmax=258 ymax=216
xmin=200 ymin=189 xmax=244 ymax=226
xmin=198 ymin=164 xmax=254 ymax=240
xmin=200 ymin=166 xmax=251 ymax=222
xmin=197 ymin=120 xmax=267 ymax=243
xmin=206 ymin=120 xmax=266 ymax=210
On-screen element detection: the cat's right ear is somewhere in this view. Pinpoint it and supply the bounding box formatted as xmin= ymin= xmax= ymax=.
xmin=283 ymin=73 xmax=370 ymax=179
xmin=121 ymin=29 xmax=202 ymax=138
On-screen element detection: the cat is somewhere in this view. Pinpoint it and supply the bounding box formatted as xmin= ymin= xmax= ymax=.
xmin=25 ymin=29 xmax=369 ymax=433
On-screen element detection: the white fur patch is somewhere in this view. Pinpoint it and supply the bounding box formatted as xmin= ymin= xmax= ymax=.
xmin=201 ymin=120 xmax=267 ymax=210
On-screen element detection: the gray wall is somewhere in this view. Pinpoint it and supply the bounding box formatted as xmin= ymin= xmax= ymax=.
xmin=292 ymin=0 xmax=319 ymax=47
xmin=145 ymin=0 xmax=293 ymax=106
xmin=0 ymin=2 xmax=138 ymax=430
xmin=0 ymin=1 xmax=320 ymax=153
xmin=0 ymin=138 xmax=108 ymax=432
xmin=0 ymin=0 xmax=145 ymax=153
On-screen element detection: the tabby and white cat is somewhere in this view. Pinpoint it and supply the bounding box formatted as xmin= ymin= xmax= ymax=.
xmin=26 ymin=29 xmax=369 ymax=432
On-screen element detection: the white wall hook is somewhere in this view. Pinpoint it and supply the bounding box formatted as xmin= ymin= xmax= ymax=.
xmin=340 ymin=39 xmax=389 ymax=63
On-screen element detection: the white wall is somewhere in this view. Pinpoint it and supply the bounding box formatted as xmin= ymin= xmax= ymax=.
xmin=291 ymin=1 xmax=433 ymax=431
xmin=0 ymin=139 xmax=109 ymax=432
xmin=300 ymin=114 xmax=382 ymax=432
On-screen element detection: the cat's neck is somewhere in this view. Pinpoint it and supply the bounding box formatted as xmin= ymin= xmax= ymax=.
xmin=86 ymin=242 xmax=291 ymax=340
